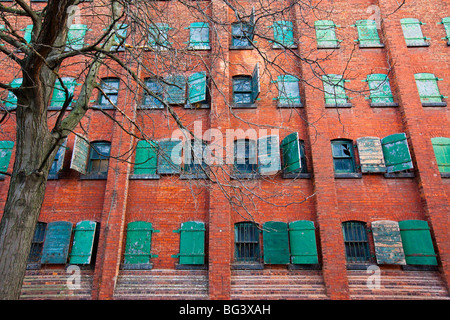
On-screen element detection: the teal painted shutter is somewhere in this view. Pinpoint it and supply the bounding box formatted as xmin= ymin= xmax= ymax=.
xmin=41 ymin=221 xmax=73 ymax=264
xmin=314 ymin=20 xmax=339 ymax=48
xmin=276 ymin=75 xmax=301 ymax=106
xmin=5 ymin=78 xmax=23 ymax=110
xmin=0 ymin=141 xmax=14 ymax=176
xmin=280 ymin=132 xmax=301 ymax=173
xmin=165 ymin=75 xmax=186 ymax=104
xmin=371 ymin=220 xmax=406 ymax=265
xmin=23 ymin=25 xmax=33 ymax=43
xmin=263 ymin=221 xmax=290 ymax=264
xmin=149 ymin=23 xmax=169 ymax=49
xmin=366 ymin=74 xmax=395 ymax=104
xmin=440 ymin=17 xmax=450 ymax=44
xmin=258 ymin=135 xmax=281 ymax=175
xmin=289 ymin=220 xmax=318 ymax=264
xmin=67 ymin=24 xmax=88 ymax=50
xmin=134 ymin=140 xmax=158 ymax=175
xmin=356 ymin=137 xmax=386 ymax=173
xmin=112 ymin=23 xmax=128 ymax=49
xmin=189 ymin=22 xmax=210 ymax=49
xmin=173 ymin=221 xmax=205 ymax=265
xmin=414 ymin=73 xmax=445 ymax=104
xmin=50 ymin=139 xmax=67 ymax=175
xmin=354 ymin=20 xmax=382 ymax=47
xmin=251 ymin=63 xmax=260 ymax=102
xmin=69 ymin=221 xmax=97 ymax=264
xmin=431 ymin=137 xmax=450 ymax=173
xmin=157 ymin=139 xmax=182 ymax=174
xmin=401 ymin=18 xmax=428 ymax=46
xmin=272 ymin=21 xmax=295 ymax=48
xmin=323 ymin=74 xmax=348 ymax=105
xmin=381 ymin=133 xmax=413 ymax=173
xmin=124 ymin=221 xmax=158 ymax=264
xmin=50 ymin=77 xmax=77 ymax=109
xmin=399 ymin=220 xmax=437 ymax=266
xmin=188 ymin=72 xmax=207 ymax=104
xmin=70 ymin=135 xmax=90 ymax=174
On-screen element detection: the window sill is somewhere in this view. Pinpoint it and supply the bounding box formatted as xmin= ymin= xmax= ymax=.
xmin=187 ymin=46 xmax=211 ymax=51
xmin=129 ymin=174 xmax=160 ymax=180
xmin=384 ymin=172 xmax=415 ymax=178
xmin=180 ymin=173 xmax=208 ymax=180
xmin=26 ymin=263 xmax=41 ymax=270
xmin=48 ymin=106 xmax=72 ymax=111
xmin=138 ymin=105 xmax=164 ymax=110
xmin=325 ymin=103 xmax=353 ymax=108
xmin=440 ymin=172 xmax=450 ymax=178
xmin=231 ymin=103 xmax=257 ymax=109
xmin=184 ymin=103 xmax=210 ymax=109
xmin=231 ymin=263 xmax=264 ymax=270
xmin=317 ymin=44 xmax=340 ymax=50
xmin=91 ymin=104 xmax=116 ymax=110
xmin=175 ymin=263 xmax=207 ymax=270
xmin=231 ymin=173 xmax=260 ymax=180
xmin=288 ymin=264 xmax=321 ymax=270
xmin=370 ymin=102 xmax=399 ymax=108
xmin=335 ymin=172 xmax=362 ymax=179
xmin=282 ymin=172 xmax=311 ymax=179
xmin=346 ymin=263 xmax=373 ymax=270
xmin=401 ymin=265 xmax=438 ymax=271
xmin=273 ymin=44 xmax=298 ymax=50
xmin=121 ymin=263 xmax=153 ymax=270
xmin=229 ymin=45 xmax=253 ymax=50
xmin=47 ymin=173 xmax=60 ymax=180
xmin=277 ymin=102 xmax=303 ymax=108
xmin=358 ymin=43 xmax=385 ymax=48
xmin=422 ymin=102 xmax=447 ymax=107
xmin=80 ymin=173 xmax=108 ymax=180
xmin=406 ymin=43 xmax=430 ymax=48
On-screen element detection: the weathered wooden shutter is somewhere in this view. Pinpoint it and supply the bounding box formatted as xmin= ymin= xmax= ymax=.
xmin=314 ymin=20 xmax=339 ymax=48
xmin=50 ymin=77 xmax=77 ymax=109
xmin=157 ymin=139 xmax=182 ymax=174
xmin=276 ymin=75 xmax=301 ymax=106
xmin=27 ymin=222 xmax=47 ymax=265
xmin=365 ymin=74 xmax=395 ymax=104
xmin=258 ymin=135 xmax=281 ymax=175
xmin=124 ymin=221 xmax=159 ymax=264
xmin=251 ymin=63 xmax=260 ymax=103
xmin=356 ymin=137 xmax=386 ymax=173
xmin=371 ymin=220 xmax=406 ymax=265
xmin=288 ymin=220 xmax=318 ymax=264
xmin=272 ymin=21 xmax=295 ymax=48
xmin=165 ymin=75 xmax=186 ymax=105
xmin=280 ymin=132 xmax=301 ymax=173
xmin=134 ymin=140 xmax=158 ymax=175
xmin=5 ymin=78 xmax=23 ymax=110
xmin=414 ymin=73 xmax=445 ymax=104
xmin=400 ymin=18 xmax=428 ymax=47
xmin=0 ymin=141 xmax=14 ymax=176
xmin=431 ymin=137 xmax=450 ymax=173
xmin=263 ymin=221 xmax=290 ymax=264
xmin=188 ymin=72 xmax=207 ymax=104
xmin=354 ymin=20 xmax=382 ymax=47
xmin=67 ymin=24 xmax=88 ymax=50
xmin=188 ymin=22 xmax=210 ymax=49
xmin=381 ymin=133 xmax=413 ymax=173
xmin=399 ymin=220 xmax=437 ymax=266
xmin=70 ymin=135 xmax=90 ymax=174
xmin=322 ymin=74 xmax=348 ymax=105
xmin=41 ymin=221 xmax=73 ymax=264
xmin=143 ymin=78 xmax=164 ymax=108
xmin=50 ymin=139 xmax=67 ymax=175
xmin=149 ymin=23 xmax=170 ymax=49
xmin=23 ymin=25 xmax=33 ymax=43
xmin=69 ymin=220 xmax=97 ymax=264
xmin=440 ymin=17 xmax=450 ymax=45
xmin=172 ymin=221 xmax=205 ymax=265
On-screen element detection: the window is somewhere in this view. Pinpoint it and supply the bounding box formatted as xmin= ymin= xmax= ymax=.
xmin=0 ymin=140 xmax=14 ymax=178
xmin=232 ymin=64 xmax=260 ymax=107
xmin=41 ymin=221 xmax=73 ymax=264
xmin=234 ymin=139 xmax=257 ymax=174
xmin=314 ymin=20 xmax=340 ymax=49
xmin=49 ymin=77 xmax=77 ymax=110
xmin=364 ymin=74 xmax=397 ymax=107
xmin=123 ymin=221 xmax=159 ymax=268
xmin=98 ymin=78 xmax=119 ymax=108
xmin=399 ymin=220 xmax=437 ymax=266
xmin=148 ymin=23 xmax=170 ymax=50
xmin=342 ymin=221 xmax=371 ymax=264
xmin=257 ymin=135 xmax=281 ymax=175
xmin=231 ymin=22 xmax=254 ymax=48
xmin=134 ymin=139 xmax=158 ymax=176
xmin=4 ymin=78 xmax=22 ymax=110
xmin=400 ymin=18 xmax=429 ymax=47
xmin=66 ymin=24 xmax=88 ymax=51
xmin=27 ymin=222 xmax=47 ymax=267
xmin=234 ymin=222 xmax=260 ymax=263
xmin=353 ymin=20 xmax=383 ymax=48
xmin=322 ymin=74 xmax=351 ymax=107
xmin=87 ymin=141 xmax=111 ymax=177
xmin=431 ymin=137 xmax=450 ymax=174
xmin=187 ymin=22 xmax=210 ymax=50
xmin=69 ymin=220 xmax=98 ymax=265
xmin=274 ymin=75 xmax=302 ymax=107
xmin=157 ymin=139 xmax=182 ymax=174
xmin=262 ymin=221 xmax=290 ymax=264
xmin=414 ymin=73 xmax=447 ymax=106
xmin=331 ymin=139 xmax=356 ymax=173
xmin=271 ymin=21 xmax=296 ymax=49
xmin=183 ymin=139 xmax=207 ymax=175
xmin=172 ymin=221 xmax=205 ymax=265
xmin=439 ymin=17 xmax=450 ymax=45
xmin=142 ymin=78 xmax=164 ymax=109
xmin=289 ymin=220 xmax=319 ymax=264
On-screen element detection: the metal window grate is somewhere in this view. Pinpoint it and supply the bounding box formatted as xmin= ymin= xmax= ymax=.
xmin=235 ymin=222 xmax=260 ymax=263
xmin=342 ymin=221 xmax=370 ymax=263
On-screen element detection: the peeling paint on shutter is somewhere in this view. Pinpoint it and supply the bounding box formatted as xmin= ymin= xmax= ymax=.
xmin=381 ymin=133 xmax=413 ymax=173
xmin=188 ymin=72 xmax=207 ymax=104
xmin=258 ymin=135 xmax=281 ymax=175
xmin=189 ymin=22 xmax=210 ymax=49
xmin=23 ymin=25 xmax=33 ymax=43
xmin=322 ymin=74 xmax=348 ymax=105
xmin=366 ymin=74 xmax=395 ymax=105
xmin=414 ymin=73 xmax=445 ymax=104
xmin=165 ymin=75 xmax=186 ymax=105
xmin=172 ymin=221 xmax=205 ymax=265
xmin=67 ymin=24 xmax=88 ymax=50
xmin=157 ymin=139 xmax=182 ymax=174
xmin=50 ymin=139 xmax=67 ymax=175
xmin=50 ymin=77 xmax=77 ymax=109
xmin=69 ymin=220 xmax=97 ymax=264
xmin=41 ymin=221 xmax=73 ymax=264
xmin=400 ymin=18 xmax=428 ymax=47
xmin=289 ymin=220 xmax=318 ymax=264
xmin=356 ymin=137 xmax=386 ymax=173
xmin=124 ymin=221 xmax=158 ymax=265
xmin=70 ymin=135 xmax=90 ymax=174
xmin=440 ymin=17 xmax=450 ymax=45
xmin=272 ymin=21 xmax=295 ymax=48
xmin=276 ymin=75 xmax=301 ymax=106
xmin=372 ymin=220 xmax=406 ymax=265
xmin=354 ymin=20 xmax=382 ymax=47
xmin=5 ymin=78 xmax=22 ymax=110
xmin=134 ymin=140 xmax=158 ymax=175
xmin=0 ymin=141 xmax=14 ymax=176
xmin=314 ymin=20 xmax=340 ymax=48
xmin=263 ymin=221 xmax=290 ymax=264
xmin=399 ymin=220 xmax=438 ymax=266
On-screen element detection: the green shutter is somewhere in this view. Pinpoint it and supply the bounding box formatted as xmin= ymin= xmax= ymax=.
xmin=399 ymin=220 xmax=437 ymax=266
xmin=258 ymin=135 xmax=281 ymax=175
xmin=354 ymin=20 xmax=382 ymax=47
xmin=67 ymin=24 xmax=88 ymax=50
xmin=288 ymin=220 xmax=318 ymax=264
xmin=134 ymin=140 xmax=158 ymax=175
xmin=431 ymin=137 xmax=450 ymax=173
xmin=69 ymin=221 xmax=97 ymax=264
xmin=356 ymin=137 xmax=386 ymax=173
xmin=124 ymin=221 xmax=158 ymax=265
xmin=366 ymin=74 xmax=395 ymax=104
xmin=23 ymin=25 xmax=33 ymax=44
xmin=0 ymin=141 xmax=14 ymax=176
xmin=149 ymin=23 xmax=170 ymax=50
xmin=276 ymin=75 xmax=301 ymax=106
xmin=112 ymin=23 xmax=128 ymax=49
xmin=314 ymin=20 xmax=340 ymax=48
xmin=41 ymin=221 xmax=73 ymax=264
xmin=70 ymin=135 xmax=90 ymax=174
xmin=50 ymin=77 xmax=77 ymax=109
xmin=440 ymin=17 xmax=450 ymax=44
xmin=280 ymin=132 xmax=301 ymax=173
xmin=272 ymin=21 xmax=295 ymax=48
xmin=322 ymin=74 xmax=348 ymax=105
xmin=400 ymin=18 xmax=428 ymax=47
xmin=371 ymin=220 xmax=406 ymax=265
xmin=187 ymin=72 xmax=207 ymax=104
xmin=381 ymin=133 xmax=413 ymax=173
xmin=263 ymin=221 xmax=290 ymax=264
xmin=172 ymin=221 xmax=205 ymax=265
xmin=157 ymin=139 xmax=182 ymax=174
xmin=165 ymin=75 xmax=186 ymax=105
xmin=189 ymin=22 xmax=210 ymax=49
xmin=414 ymin=73 xmax=445 ymax=104
xmin=5 ymin=78 xmax=23 ymax=110
xmin=251 ymin=63 xmax=260 ymax=102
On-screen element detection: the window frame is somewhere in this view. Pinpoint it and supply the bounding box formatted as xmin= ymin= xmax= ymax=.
xmin=141 ymin=78 xmax=165 ymax=109
xmin=233 ymin=139 xmax=258 ymax=176
xmin=342 ymin=221 xmax=372 ymax=264
xmin=331 ymin=139 xmax=357 ymax=174
xmin=97 ymin=78 xmax=120 ymax=109
xmin=86 ymin=141 xmax=111 ymax=178
xmin=231 ymin=22 xmax=254 ymax=49
xmin=234 ymin=222 xmax=261 ymax=264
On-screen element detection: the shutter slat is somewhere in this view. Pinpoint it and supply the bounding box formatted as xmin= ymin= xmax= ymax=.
xmin=174 ymin=221 xmax=205 ymax=265
xmin=134 ymin=140 xmax=158 ymax=174
xmin=69 ymin=221 xmax=97 ymax=264
xmin=41 ymin=221 xmax=72 ymax=264
xmin=289 ymin=220 xmax=318 ymax=264
xmin=165 ymin=75 xmax=186 ymax=105
xmin=356 ymin=137 xmax=386 ymax=173
xmin=372 ymin=220 xmax=406 ymax=265
xmin=381 ymin=133 xmax=413 ymax=172
xmin=263 ymin=221 xmax=290 ymax=264
xmin=70 ymin=135 xmax=90 ymax=174
xmin=188 ymin=72 xmax=207 ymax=104
xmin=399 ymin=220 xmax=438 ymax=266
xmin=157 ymin=139 xmax=182 ymax=174
xmin=124 ymin=221 xmax=156 ymax=264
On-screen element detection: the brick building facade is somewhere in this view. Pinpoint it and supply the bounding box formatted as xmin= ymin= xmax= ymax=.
xmin=0 ymin=0 xmax=449 ymax=300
